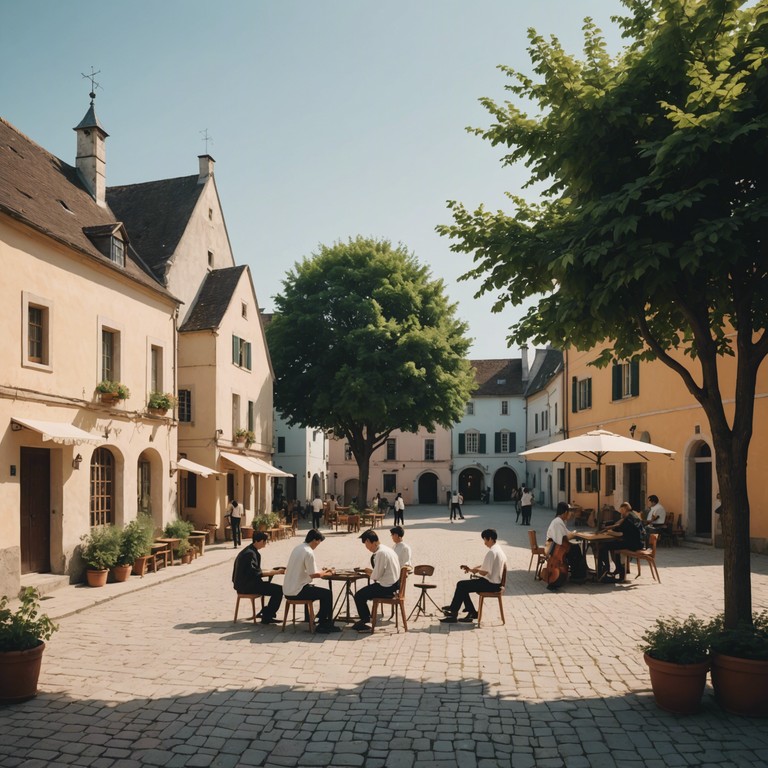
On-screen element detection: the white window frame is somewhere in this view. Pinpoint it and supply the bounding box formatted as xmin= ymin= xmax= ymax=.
xmin=465 ymin=430 xmax=479 ymax=454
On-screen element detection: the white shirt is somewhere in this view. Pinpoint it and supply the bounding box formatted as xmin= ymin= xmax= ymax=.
xmin=370 ymin=544 xmax=401 ymax=588
xmin=394 ymin=497 xmax=405 ymax=511
xmin=311 ymin=497 xmax=323 ymax=513
xmin=482 ymin=543 xmax=507 ymax=585
xmin=647 ymin=503 xmax=667 ymax=525
xmin=227 ymin=502 xmax=244 ymax=519
xmin=392 ymin=541 xmax=412 ymax=569
xmin=521 ymin=490 xmax=533 ymax=506
xmin=546 ymin=516 xmax=571 ymax=545
xmin=283 ymin=542 xmax=318 ymax=597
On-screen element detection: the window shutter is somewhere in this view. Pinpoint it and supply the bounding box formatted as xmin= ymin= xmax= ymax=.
xmin=572 ymin=377 xmax=578 ymax=412
xmin=494 ymin=432 xmax=501 ymax=453
xmin=630 ymin=360 xmax=640 ymax=396
xmin=576 ymin=468 xmax=582 ymax=492
xmin=510 ymin=432 xmax=516 ymax=453
xmin=232 ymin=335 xmax=239 ymax=365
xmin=612 ymin=365 xmax=622 ymax=401
xmin=245 ymin=341 xmax=252 ymax=370
xmin=479 ymin=433 xmax=486 ymax=454
xmin=458 ymin=433 xmax=465 ymax=455
xmin=586 ymin=378 xmax=592 ymax=407
xmin=592 ymin=469 xmax=599 ymax=491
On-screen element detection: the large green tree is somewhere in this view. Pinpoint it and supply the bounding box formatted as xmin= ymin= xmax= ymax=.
xmin=266 ymin=236 xmax=475 ymax=507
xmin=438 ymin=0 xmax=768 ymax=627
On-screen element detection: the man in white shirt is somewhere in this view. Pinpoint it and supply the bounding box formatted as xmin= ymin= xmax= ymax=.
xmin=351 ymin=530 xmax=402 ymax=632
xmin=520 ymin=487 xmax=534 ymax=525
xmin=441 ymin=529 xmax=506 ymax=624
xmin=311 ymin=496 xmax=323 ymax=529
xmin=390 ymin=526 xmax=412 ymax=569
xmin=283 ymin=529 xmax=339 ymax=633
xmin=646 ymin=495 xmax=667 ymax=527
xmin=544 ymin=502 xmax=587 ymax=589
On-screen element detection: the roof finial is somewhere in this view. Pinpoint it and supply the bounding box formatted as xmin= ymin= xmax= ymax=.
xmin=81 ymin=67 xmax=102 ymax=104
xmin=200 ymin=128 xmax=214 ymax=154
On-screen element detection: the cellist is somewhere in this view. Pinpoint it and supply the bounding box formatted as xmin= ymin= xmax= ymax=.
xmin=543 ymin=502 xmax=587 ymax=590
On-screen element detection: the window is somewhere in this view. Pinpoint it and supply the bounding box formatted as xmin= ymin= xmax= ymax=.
xmin=28 ymin=306 xmax=44 ymax=362
xmin=208 ymin=208 xmax=213 ymax=221
xmin=465 ymin=431 xmax=478 ymax=453
xmin=232 ymin=335 xmax=252 ymax=370
xmin=248 ymin=400 xmax=255 ymax=432
xmin=383 ymin=473 xmax=397 ymax=493
xmin=22 ymin=293 xmax=53 ymax=370
xmin=585 ymin=467 xmax=599 ymax=492
xmin=558 ymin=468 xmax=566 ymax=491
xmin=612 ymin=361 xmax=640 ymax=400
xmin=386 ymin=439 xmax=396 ymax=461
xmin=495 ymin=430 xmax=516 ymax=453
xmin=344 ymin=443 xmax=353 ymax=460
xmin=232 ymin=394 xmax=241 ymax=435
xmin=186 ymin=472 xmax=197 ymax=508
xmin=501 ymin=400 xmax=508 ymax=415
xmin=110 ymin=236 xmax=125 ymax=267
xmin=535 ymin=414 xmax=539 ymax=433
xmin=138 ymin=460 xmax=151 ymax=515
xmin=572 ymin=376 xmax=592 ymax=412
xmin=424 ymin=438 xmax=435 ymax=461
xmin=554 ymin=403 xmax=558 ymax=427
xmin=542 ymin=410 xmax=548 ymax=431
xmin=241 ymin=302 xmax=248 ymax=319
xmin=102 ymin=329 xmax=117 ymax=381
xmin=90 ymin=448 xmax=114 ymax=526
xmin=178 ymin=389 xmax=192 ymax=422
xmin=277 ymin=436 xmax=286 ymax=453
xmin=150 ymin=345 xmax=162 ymax=393
xmin=465 ymin=402 xmax=474 ymax=415
xmin=605 ymin=465 xmax=616 ymax=495
xmin=208 ymin=250 xmax=214 ymax=268
xmin=576 ymin=468 xmax=583 ymax=492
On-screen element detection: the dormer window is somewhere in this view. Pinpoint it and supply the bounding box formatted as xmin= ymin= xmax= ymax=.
xmin=110 ymin=236 xmax=125 ymax=267
xmin=83 ymin=223 xmax=129 ymax=269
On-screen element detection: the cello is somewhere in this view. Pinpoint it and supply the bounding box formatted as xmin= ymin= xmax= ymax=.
xmin=540 ymin=537 xmax=570 ymax=588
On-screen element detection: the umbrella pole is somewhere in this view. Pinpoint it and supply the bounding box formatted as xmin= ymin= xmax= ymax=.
xmin=595 ymin=456 xmax=602 ymax=529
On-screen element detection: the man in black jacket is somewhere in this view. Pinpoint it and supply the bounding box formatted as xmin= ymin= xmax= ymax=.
xmin=232 ymin=531 xmax=285 ymax=624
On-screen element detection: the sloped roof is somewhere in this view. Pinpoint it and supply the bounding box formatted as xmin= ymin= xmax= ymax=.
xmin=179 ymin=265 xmax=247 ymax=332
xmin=525 ymin=348 xmax=563 ymax=396
xmin=107 ymin=175 xmax=205 ymax=280
xmin=0 ymin=116 xmax=170 ymax=296
xmin=470 ymin=359 xmax=524 ymax=396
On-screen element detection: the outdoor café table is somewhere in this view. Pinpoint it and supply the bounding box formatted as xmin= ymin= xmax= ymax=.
xmin=322 ymin=569 xmax=369 ymax=622
xmin=149 ymin=542 xmax=170 ymax=569
xmin=189 ymin=532 xmax=207 ymax=556
xmin=155 ymin=537 xmax=180 ymax=565
xmin=573 ymin=531 xmax=621 ymax=581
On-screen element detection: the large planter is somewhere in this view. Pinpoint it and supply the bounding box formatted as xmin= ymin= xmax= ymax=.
xmin=99 ymin=392 xmax=120 ymax=405
xmin=147 ymin=407 xmax=168 ymax=417
xmin=644 ymin=653 xmax=711 ymax=715
xmin=711 ymin=654 xmax=768 ymax=717
xmin=110 ymin=564 xmax=132 ymax=583
xmin=0 ymin=642 xmax=46 ymax=703
xmin=180 ymin=553 xmax=193 ymax=565
xmin=132 ymin=556 xmax=150 ymax=576
xmin=86 ymin=568 xmax=109 ymax=587
xmin=240 ymin=526 xmax=254 ymax=540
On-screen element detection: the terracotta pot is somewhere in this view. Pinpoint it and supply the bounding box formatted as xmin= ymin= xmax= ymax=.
xmin=711 ymin=653 xmax=768 ymax=716
xmin=241 ymin=527 xmax=254 ymax=539
xmin=148 ymin=407 xmax=168 ymax=417
xmin=0 ymin=642 xmax=45 ymax=703
xmin=86 ymin=568 xmax=109 ymax=587
xmin=644 ymin=653 xmax=710 ymax=715
xmin=181 ymin=553 xmax=193 ymax=564
xmin=132 ymin=556 xmax=150 ymax=576
xmin=99 ymin=392 xmax=120 ymax=404
xmin=110 ymin=564 xmax=132 ymax=583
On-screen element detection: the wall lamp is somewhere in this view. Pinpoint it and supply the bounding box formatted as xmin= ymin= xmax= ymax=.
xmin=72 ymin=454 xmax=83 ymax=470
xmin=629 ymin=424 xmax=637 ymax=438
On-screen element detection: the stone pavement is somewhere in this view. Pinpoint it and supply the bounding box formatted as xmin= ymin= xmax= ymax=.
xmin=2 ymin=504 xmax=767 ymax=768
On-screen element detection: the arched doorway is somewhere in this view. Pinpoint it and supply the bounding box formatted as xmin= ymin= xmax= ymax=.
xmin=343 ymin=478 xmax=359 ymax=505
xmin=459 ymin=467 xmax=484 ymax=501
xmin=492 ymin=467 xmax=517 ymax=502
xmin=311 ymin=473 xmax=322 ymax=499
xmin=690 ymin=441 xmax=713 ymax=538
xmin=417 ymin=472 xmax=438 ymax=504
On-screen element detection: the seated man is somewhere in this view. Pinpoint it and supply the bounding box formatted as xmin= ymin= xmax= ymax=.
xmin=441 ymin=528 xmax=506 ymax=624
xmin=282 ymin=529 xmax=339 ymax=633
xmin=390 ymin=526 xmax=412 ymax=569
xmin=646 ymin=494 xmax=668 ymax=528
xmin=543 ymin=502 xmax=587 ymax=590
xmin=598 ymin=501 xmax=646 ymax=581
xmin=232 ymin=531 xmax=285 ymax=624
xmin=351 ymin=530 xmax=402 ymax=632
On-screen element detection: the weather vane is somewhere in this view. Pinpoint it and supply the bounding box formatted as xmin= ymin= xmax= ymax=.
xmin=81 ymin=67 xmax=102 ymax=104
xmin=200 ymin=128 xmax=214 ymax=154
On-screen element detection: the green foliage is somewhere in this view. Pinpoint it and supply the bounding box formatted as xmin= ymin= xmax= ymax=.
xmin=96 ymin=380 xmax=130 ymax=399
xmin=0 ymin=587 xmax=58 ymax=652
xmin=119 ymin=514 xmax=155 ymax=564
xmin=252 ymin=513 xmax=279 ymax=530
xmin=640 ymin=614 xmax=711 ymax=664
xmin=710 ymin=610 xmax=768 ymax=660
xmin=163 ymin=519 xmax=194 ymax=540
xmin=147 ymin=392 xmax=177 ymax=410
xmin=80 ymin=526 xmax=121 ymax=570
xmin=234 ymin=428 xmax=255 ymax=445
xmin=266 ymin=236 xmax=476 ymax=503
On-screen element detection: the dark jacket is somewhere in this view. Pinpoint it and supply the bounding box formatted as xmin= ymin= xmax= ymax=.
xmin=617 ymin=515 xmax=644 ymax=551
xmin=232 ymin=545 xmax=264 ymax=593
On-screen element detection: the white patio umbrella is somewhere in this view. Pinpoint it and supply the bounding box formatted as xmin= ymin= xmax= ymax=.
xmin=520 ymin=429 xmax=675 ymax=522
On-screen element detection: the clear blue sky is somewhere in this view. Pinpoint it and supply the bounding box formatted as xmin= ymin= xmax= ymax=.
xmin=1 ymin=0 xmax=626 ymax=359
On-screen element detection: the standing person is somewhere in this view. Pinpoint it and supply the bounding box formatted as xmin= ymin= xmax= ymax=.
xmin=231 ymin=531 xmax=285 ymax=624
xmin=326 ymin=494 xmax=338 ymax=526
xmin=514 ymin=487 xmax=523 ymax=523
xmin=450 ymin=490 xmax=464 ymax=522
xmin=282 ymin=529 xmax=339 ymax=633
xmin=390 ymin=526 xmax=412 ymax=569
xmin=227 ymin=499 xmax=244 ymax=548
xmin=393 ymin=493 xmax=405 ymax=526
xmin=311 ymin=495 xmax=323 ymax=529
xmin=520 ymin=486 xmax=534 ymax=526
xmin=440 ymin=529 xmax=507 ymax=623
xmin=351 ymin=530 xmax=402 ymax=632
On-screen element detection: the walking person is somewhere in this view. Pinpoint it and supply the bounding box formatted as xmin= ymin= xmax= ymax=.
xmin=520 ymin=486 xmax=534 ymax=526
xmin=311 ymin=495 xmax=323 ymax=529
xmin=513 ymin=487 xmax=522 ymax=523
xmin=393 ymin=493 xmax=405 ymax=526
xmin=227 ymin=499 xmax=244 ymax=548
xmin=450 ymin=490 xmax=464 ymax=522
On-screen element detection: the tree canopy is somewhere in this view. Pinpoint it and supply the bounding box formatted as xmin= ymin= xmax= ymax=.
xmin=266 ymin=236 xmax=475 ymax=505
xmin=438 ymin=0 xmax=768 ymax=626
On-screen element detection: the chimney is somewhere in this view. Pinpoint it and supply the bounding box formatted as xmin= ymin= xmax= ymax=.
xmin=73 ymin=101 xmax=108 ymax=207
xmin=198 ymin=154 xmax=215 ymax=184
xmin=521 ymin=344 xmax=530 ymax=383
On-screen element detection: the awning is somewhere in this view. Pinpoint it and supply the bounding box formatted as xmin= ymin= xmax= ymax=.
xmin=221 ymin=451 xmax=293 ymax=477
xmin=11 ymin=417 xmax=105 ymax=446
xmin=172 ymin=458 xmax=223 ymax=478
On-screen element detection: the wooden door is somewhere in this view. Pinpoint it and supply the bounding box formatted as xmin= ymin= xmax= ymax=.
xmin=20 ymin=447 xmax=51 ymax=574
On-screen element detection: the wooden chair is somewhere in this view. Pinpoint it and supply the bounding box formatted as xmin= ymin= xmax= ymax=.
xmin=371 ymin=567 xmax=408 ymax=633
xmin=477 ymin=565 xmax=507 ymax=627
xmin=281 ymin=598 xmax=316 ymax=633
xmin=408 ymin=564 xmax=440 ymax=619
xmin=527 ymin=530 xmax=547 ymax=580
xmin=671 ymin=513 xmax=686 ymax=546
xmin=619 ymin=533 xmax=661 ymax=583
xmin=234 ymin=593 xmax=266 ymax=624
xmin=347 ymin=514 xmax=360 ymax=533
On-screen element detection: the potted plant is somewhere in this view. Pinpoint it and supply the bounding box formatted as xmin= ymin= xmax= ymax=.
xmin=639 ymin=614 xmax=712 ymax=714
xmin=121 ymin=515 xmax=156 ymax=577
xmin=0 ymin=587 xmax=58 ymax=703
xmin=147 ymin=391 xmax=177 ymax=415
xmin=80 ymin=526 xmax=121 ymax=586
xmin=252 ymin=512 xmax=278 ymax=532
xmin=709 ymin=610 xmax=768 ymax=716
xmin=234 ymin=428 xmax=255 ymax=446
xmin=163 ymin=519 xmax=194 ymax=563
xmin=177 ymin=538 xmax=193 ymax=564
xmin=96 ymin=380 xmax=130 ymax=403
xmin=110 ymin=528 xmax=133 ymax=583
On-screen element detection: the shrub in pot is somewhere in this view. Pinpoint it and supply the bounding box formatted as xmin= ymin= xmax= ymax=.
xmin=147 ymin=391 xmax=177 ymax=413
xmin=639 ymin=614 xmax=711 ymax=714
xmin=95 ymin=380 xmax=130 ymax=402
xmin=0 ymin=587 xmax=58 ymax=703
xmin=709 ymin=610 xmax=768 ymax=717
xmin=117 ymin=514 xmax=155 ymax=578
xmin=177 ymin=538 xmax=193 ymax=564
xmin=80 ymin=526 xmax=121 ymax=586
xmin=252 ymin=513 xmax=279 ymax=532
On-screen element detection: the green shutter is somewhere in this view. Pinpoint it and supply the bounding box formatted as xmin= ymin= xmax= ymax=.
xmin=572 ymin=377 xmax=578 ymax=412
xmin=630 ymin=360 xmax=640 ymax=396
xmin=245 ymin=341 xmax=252 ymax=370
xmin=494 ymin=432 xmax=501 ymax=453
xmin=510 ymin=432 xmax=516 ymax=453
xmin=612 ymin=365 xmax=622 ymax=401
xmin=576 ymin=468 xmax=582 ymax=492
xmin=232 ymin=335 xmax=239 ymax=365
xmin=479 ymin=433 xmax=486 ymax=454
xmin=458 ymin=433 xmax=465 ymax=455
